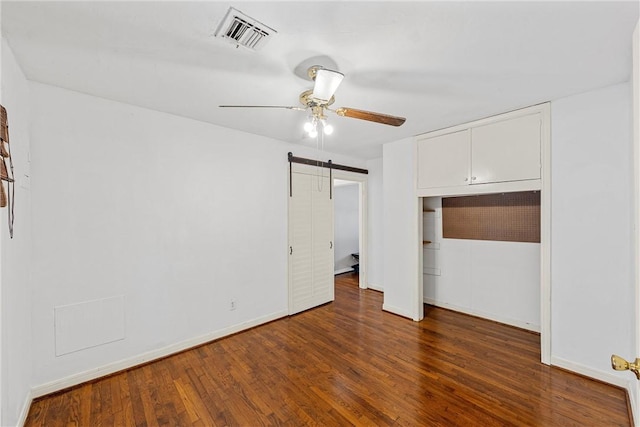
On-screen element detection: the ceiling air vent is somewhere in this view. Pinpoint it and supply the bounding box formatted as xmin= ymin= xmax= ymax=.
xmin=215 ymin=7 xmax=276 ymax=51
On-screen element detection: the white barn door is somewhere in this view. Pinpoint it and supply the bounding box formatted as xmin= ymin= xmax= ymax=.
xmin=289 ymin=169 xmax=334 ymax=315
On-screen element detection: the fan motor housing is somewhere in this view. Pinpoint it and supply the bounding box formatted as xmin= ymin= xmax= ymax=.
xmin=299 ymin=90 xmax=334 ymax=108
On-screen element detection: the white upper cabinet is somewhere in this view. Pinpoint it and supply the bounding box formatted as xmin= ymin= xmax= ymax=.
xmin=416 ymin=104 xmax=548 ymax=196
xmin=471 ymin=114 xmax=541 ymax=184
xmin=417 ymin=130 xmax=470 ymax=189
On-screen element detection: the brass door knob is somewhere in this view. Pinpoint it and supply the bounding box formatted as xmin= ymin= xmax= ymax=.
xmin=611 ymin=354 xmax=640 ymax=380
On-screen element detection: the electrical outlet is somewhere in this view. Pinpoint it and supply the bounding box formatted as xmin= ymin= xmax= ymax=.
xmin=230 ymin=299 xmax=236 ymax=311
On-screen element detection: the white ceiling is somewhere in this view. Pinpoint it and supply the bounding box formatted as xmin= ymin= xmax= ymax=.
xmin=2 ymin=1 xmax=638 ymax=159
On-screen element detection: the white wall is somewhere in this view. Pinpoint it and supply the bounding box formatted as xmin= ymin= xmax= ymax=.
xmin=27 ymin=81 xmax=366 ymax=391
xmin=551 ymin=82 xmax=634 ymax=381
xmin=334 ymin=183 xmax=359 ymax=273
xmin=382 ymin=138 xmax=421 ymax=320
xmin=423 ymin=197 xmax=540 ymax=331
xmin=425 ymin=240 xmax=541 ymax=331
xmin=0 ymin=38 xmax=33 ymax=426
xmin=366 ymin=157 xmax=383 ymax=290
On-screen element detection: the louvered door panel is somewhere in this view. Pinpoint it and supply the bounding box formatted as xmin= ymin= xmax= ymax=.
xmin=289 ymin=173 xmax=313 ymax=313
xmin=289 ymin=172 xmax=334 ymax=315
xmin=311 ymin=175 xmax=334 ymax=306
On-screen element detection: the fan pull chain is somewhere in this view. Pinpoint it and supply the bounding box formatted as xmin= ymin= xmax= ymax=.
xmin=316 ymin=128 xmax=325 ymax=192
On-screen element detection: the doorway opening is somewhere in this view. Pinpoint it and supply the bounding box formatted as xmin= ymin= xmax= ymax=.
xmin=287 ymin=155 xmax=370 ymax=316
xmin=334 ymin=179 xmax=360 ymax=277
xmin=332 ymin=172 xmax=368 ymax=289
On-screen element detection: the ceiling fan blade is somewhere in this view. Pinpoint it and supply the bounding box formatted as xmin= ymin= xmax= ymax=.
xmin=335 ymin=107 xmax=406 ymax=127
xmin=219 ymin=105 xmax=307 ymax=111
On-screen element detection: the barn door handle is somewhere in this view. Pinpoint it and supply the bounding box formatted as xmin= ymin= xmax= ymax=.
xmin=289 ymin=246 xmax=293 ymax=255
xmin=329 ymin=241 xmax=333 ymax=249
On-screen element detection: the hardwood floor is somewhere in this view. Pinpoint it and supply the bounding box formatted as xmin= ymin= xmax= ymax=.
xmin=25 ymin=272 xmax=630 ymax=426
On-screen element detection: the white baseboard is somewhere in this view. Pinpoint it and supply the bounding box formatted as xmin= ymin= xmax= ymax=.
xmin=334 ymin=267 xmax=354 ymax=275
xmin=550 ymin=356 xmax=629 ymax=388
xmin=424 ymin=298 xmax=540 ymax=332
xmin=367 ymin=283 xmax=383 ymax=292
xmin=31 ymin=310 xmax=288 ymax=399
xmin=629 ymin=383 xmax=638 ymax=427
xmin=382 ymin=303 xmax=414 ymax=320
xmin=16 ymin=389 xmax=33 ymax=427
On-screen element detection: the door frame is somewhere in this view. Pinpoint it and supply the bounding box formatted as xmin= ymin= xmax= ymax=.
xmin=332 ymin=170 xmax=368 ymax=289
xmin=632 ymin=19 xmax=639 ymax=426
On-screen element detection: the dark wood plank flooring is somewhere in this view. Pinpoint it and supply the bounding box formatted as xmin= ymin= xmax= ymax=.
xmin=25 ymin=272 xmax=630 ymax=426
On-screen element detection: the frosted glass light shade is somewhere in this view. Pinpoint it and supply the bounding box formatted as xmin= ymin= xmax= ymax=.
xmin=303 ymin=121 xmax=314 ymax=132
xmin=312 ymin=69 xmax=344 ymax=102
xmin=323 ymin=123 xmax=334 ymax=135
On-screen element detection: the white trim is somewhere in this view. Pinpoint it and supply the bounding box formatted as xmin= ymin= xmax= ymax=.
xmin=424 ymin=298 xmax=540 ymax=332
xmin=31 ymin=310 xmax=287 ymax=399
xmin=540 ymin=103 xmax=552 ymax=366
xmin=631 ymin=381 xmax=639 ymax=427
xmin=334 ymin=267 xmax=354 ymax=275
xmin=632 ymin=19 xmax=640 ymax=427
xmin=358 ymin=180 xmax=367 ymax=290
xmin=416 ymin=199 xmax=424 ymax=321
xmin=551 ymin=356 xmax=629 ymax=389
xmin=416 ymin=178 xmax=541 ymax=198
xmin=332 ymin=170 xmax=368 ymax=290
xmin=367 ymin=283 xmax=383 ymax=292
xmin=382 ymin=303 xmax=414 ymax=319
xmin=17 ymin=390 xmax=33 ymax=427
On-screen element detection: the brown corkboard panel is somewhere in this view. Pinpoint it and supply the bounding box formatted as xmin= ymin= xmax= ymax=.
xmin=442 ymin=191 xmax=540 ymax=243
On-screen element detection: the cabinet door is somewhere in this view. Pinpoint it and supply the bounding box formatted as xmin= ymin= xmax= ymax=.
xmin=417 ymin=130 xmax=470 ymax=189
xmin=471 ymin=114 xmax=541 ymax=184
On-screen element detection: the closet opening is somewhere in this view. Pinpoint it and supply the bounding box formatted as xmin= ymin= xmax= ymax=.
xmin=421 ymin=192 xmax=542 ymax=333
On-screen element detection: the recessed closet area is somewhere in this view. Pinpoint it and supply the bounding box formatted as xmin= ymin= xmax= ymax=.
xmin=422 ymin=192 xmax=541 ymax=331
xmin=416 ymin=103 xmax=550 ymax=339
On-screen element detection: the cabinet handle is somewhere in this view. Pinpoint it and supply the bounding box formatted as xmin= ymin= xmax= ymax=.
xmin=471 ymin=176 xmax=477 ymax=181
xmin=330 ymin=241 xmax=333 ymax=249
xmin=464 ymin=177 xmax=469 ymax=182
xmin=289 ymin=246 xmax=293 ymax=255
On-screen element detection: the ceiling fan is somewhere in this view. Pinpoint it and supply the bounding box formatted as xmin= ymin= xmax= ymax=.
xmin=220 ymin=66 xmax=406 ymax=137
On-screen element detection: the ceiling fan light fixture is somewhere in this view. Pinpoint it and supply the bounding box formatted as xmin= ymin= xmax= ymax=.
xmin=312 ymin=69 xmax=344 ymax=102
xmin=308 ymin=128 xmax=318 ymax=138
xmin=322 ymin=121 xmax=334 ymax=135
xmin=303 ymin=121 xmax=314 ymax=132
